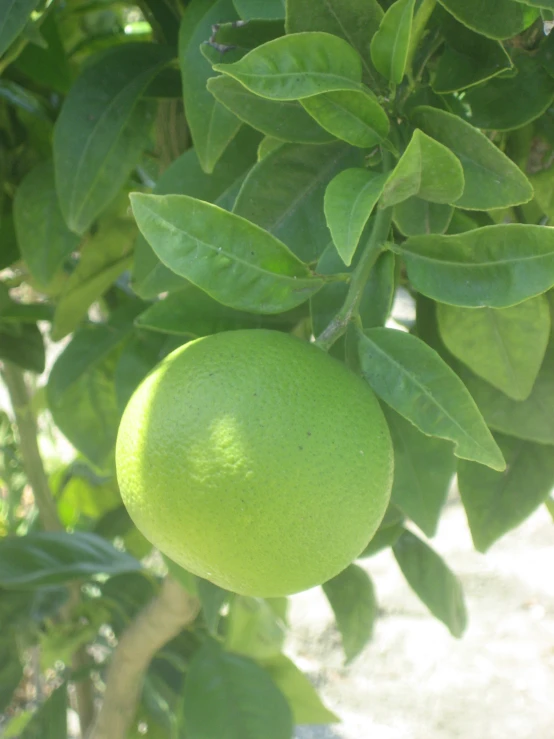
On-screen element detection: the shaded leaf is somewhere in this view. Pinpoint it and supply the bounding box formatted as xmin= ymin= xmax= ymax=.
xmin=234 ymin=0 xmax=285 ymax=19
xmin=358 ymin=504 xmax=405 ymax=557
xmin=370 ymin=0 xmax=415 ymax=85
xmin=0 ymin=322 xmax=44 ymax=373
xmin=393 ymin=197 xmax=453 ymax=236
xmin=0 ymin=640 xmax=22 ymax=713
xmin=197 ymin=578 xmax=230 ymax=635
xmin=0 ymin=0 xmax=40 ymax=57
xmin=436 ymin=0 xmax=532 ymax=40
xmin=225 ymin=596 xmax=285 ymax=660
xmin=20 ymin=684 xmax=67 ymax=739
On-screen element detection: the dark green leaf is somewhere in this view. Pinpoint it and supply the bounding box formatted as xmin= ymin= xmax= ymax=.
xmin=400 ymin=225 xmax=554 ymax=308
xmin=225 ymin=596 xmax=286 ymax=660
xmin=197 ymin=577 xmax=230 ymax=635
xmin=393 ymin=197 xmax=453 ymax=236
xmin=13 ymin=14 xmax=71 ymax=94
xmin=458 ymin=434 xmax=554 ymax=552
xmin=357 ymin=327 xmax=505 ymax=470
xmin=0 ymin=0 xmax=40 ymax=57
xmin=179 ymin=0 xmax=242 ymax=173
xmin=20 ymin=684 xmax=67 ymax=739
xmin=0 ymin=213 xmax=19 ymax=270
xmin=131 ymin=193 xmax=324 ymax=313
xmin=0 ymin=322 xmax=44 ymax=373
xmin=234 ymin=0 xmax=285 ymax=19
xmin=99 ymin=572 xmax=158 ymax=636
xmin=436 ymin=0 xmax=532 ymax=40
xmin=212 ymin=19 xmax=285 ymax=52
xmin=0 ymin=532 xmax=140 ymax=588
xmin=213 ymin=32 xmax=362 ymax=99
xmin=0 ymin=640 xmax=22 ymax=713
xmin=370 ymin=0 xmax=415 ymax=85
xmin=383 ymin=405 xmax=455 ymax=537
xmin=184 ymin=641 xmax=293 ymax=739
xmin=381 ymin=129 xmax=464 ymax=207
xmin=393 ymin=529 xmax=467 ymax=637
xmin=412 ymin=106 xmax=534 ymax=210
xmin=54 ymin=44 xmax=171 ymax=234
xmin=437 ymin=296 xmax=551 ymax=400
xmin=323 ymin=564 xmax=377 ymax=663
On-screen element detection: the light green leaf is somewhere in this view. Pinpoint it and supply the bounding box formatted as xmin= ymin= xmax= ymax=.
xmin=393 ymin=529 xmax=467 ymax=637
xmin=261 ymin=654 xmax=338 ymax=725
xmin=383 ymin=405 xmax=455 ymax=537
xmin=197 ymin=578 xmax=230 ymax=635
xmin=179 ymin=0 xmax=242 ymax=173
xmin=381 ymin=129 xmax=464 ymax=207
xmin=412 ymin=106 xmax=534 ymax=210
xmin=458 ymin=433 xmax=554 ymax=553
xmin=13 ymin=161 xmax=79 ymax=288
xmin=225 ymin=597 xmax=286 ymax=660
xmin=301 ymin=87 xmax=389 ymax=148
xmin=437 ymin=297 xmax=551 ymax=400
xmin=323 ymin=564 xmax=377 ymax=663
xmin=400 ymin=225 xmax=554 ymax=308
xmin=515 ymin=0 xmax=554 ymax=7
xmin=207 ymin=75 xmax=334 ymax=143
xmin=436 ymin=0 xmax=532 ymax=40
xmin=53 ymin=44 xmax=171 ymax=234
xmin=324 ymin=169 xmax=387 ymax=265
xmin=0 ymin=0 xmax=40 ymax=57
xmin=257 ymin=136 xmax=283 ymax=159
xmin=184 ymin=641 xmax=293 ymax=739
xmin=357 ymin=327 xmax=505 ymax=470
xmin=370 ymin=0 xmax=415 ymax=85
xmin=234 ymin=141 xmax=361 ymax=263
xmin=234 ymin=0 xmax=285 ymax=18
xmin=393 ymin=197 xmax=453 ymax=237
xmin=213 ymin=32 xmax=363 ymax=100
xmin=20 ymin=684 xmax=67 ymax=739
xmin=131 ymin=193 xmax=324 ymax=313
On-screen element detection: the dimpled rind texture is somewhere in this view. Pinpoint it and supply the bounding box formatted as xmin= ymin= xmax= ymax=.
xmin=116 ymin=329 xmax=393 ymax=597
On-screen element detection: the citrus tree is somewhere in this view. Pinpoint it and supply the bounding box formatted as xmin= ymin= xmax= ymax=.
xmin=2 ymin=0 xmax=554 ymax=737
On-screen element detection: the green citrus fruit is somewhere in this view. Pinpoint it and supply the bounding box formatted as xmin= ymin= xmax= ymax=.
xmin=116 ymin=329 xmax=393 ymax=597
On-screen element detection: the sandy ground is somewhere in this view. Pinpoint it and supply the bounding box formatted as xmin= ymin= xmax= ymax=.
xmin=287 ymin=498 xmax=554 ymax=739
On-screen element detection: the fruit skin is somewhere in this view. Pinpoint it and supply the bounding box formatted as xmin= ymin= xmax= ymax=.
xmin=116 ymin=329 xmax=393 ymax=597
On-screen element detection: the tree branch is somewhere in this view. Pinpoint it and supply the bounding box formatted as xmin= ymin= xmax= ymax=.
xmin=88 ymin=577 xmax=200 ymax=739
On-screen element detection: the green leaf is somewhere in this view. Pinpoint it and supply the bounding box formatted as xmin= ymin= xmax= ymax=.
xmin=0 ymin=640 xmax=22 ymax=714
xmin=13 ymin=14 xmax=71 ymax=94
xmin=458 ymin=433 xmax=554 ymax=553
xmin=0 ymin=0 xmax=39 ymax=57
xmin=51 ymin=216 xmax=136 ymax=341
xmin=234 ymin=141 xmax=361 ymax=263
xmin=131 ymin=193 xmax=323 ymax=313
xmin=358 ymin=504 xmax=405 ymax=557
xmin=516 ymin=0 xmax=554 ymax=7
xmin=0 ymin=532 xmax=140 ymax=588
xmin=179 ymin=0 xmax=242 ymax=173
xmin=285 ymin=0 xmax=384 ymax=88
xmin=132 ymin=127 xmax=260 ymax=300
xmin=184 ymin=641 xmax=293 ymax=739
xmin=211 ymin=19 xmax=285 ymax=53
xmin=436 ymin=0 xmax=531 ymax=40
xmin=163 ymin=556 xmax=198 ymax=596
xmin=0 ymin=213 xmax=19 ymax=270
xmin=225 ymin=596 xmax=286 ymax=660
xmin=0 ymin=323 xmax=44 ymax=373
xmin=357 ymin=327 xmax=505 ymax=470
xmin=437 ymin=296 xmax=551 ymax=400
xmin=462 ymin=54 xmax=554 ymax=132
xmin=234 ymin=0 xmax=285 ymax=18
xmin=412 ymin=106 xmax=534 ymax=210
xmin=301 ymin=87 xmax=389 ymax=148
xmin=324 ymin=168 xmax=388 ymax=265
xmin=53 ymin=44 xmax=171 ymax=234
xmin=459 ymin=341 xmax=554 ymax=445
xmin=393 ymin=197 xmax=453 ymax=237
xmin=381 ymin=129 xmax=464 ymax=207
xmin=20 ymin=684 xmax=67 ymax=739
xmin=400 ymin=225 xmax=554 ymax=309
xmin=370 ymin=0 xmax=415 ymax=85
xmin=261 ymin=654 xmax=338 ymax=725
xmin=196 ymin=578 xmax=230 ymax=635
xmin=13 ymin=161 xmax=80 ymax=288
xmin=530 ymin=166 xmax=554 ymax=222
xmin=207 ymin=76 xmax=334 ymax=143
xmin=322 ymin=564 xmax=377 ymax=663
xmin=213 ymin=32 xmax=363 ymax=100
xmin=393 ymin=529 xmax=467 ymax=637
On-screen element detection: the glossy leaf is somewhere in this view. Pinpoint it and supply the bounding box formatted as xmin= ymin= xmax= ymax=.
xmin=234 ymin=141 xmax=361 ymax=263
xmin=381 ymin=129 xmax=464 ymax=207
xmin=370 ymin=0 xmax=415 ymax=84
xmin=437 ymin=296 xmax=550 ymax=400
xmin=184 ymin=641 xmax=293 ymax=739
xmin=0 ymin=532 xmax=140 ymax=588
xmin=436 ymin=0 xmax=532 ymax=40
xmin=302 ymin=87 xmax=389 ymax=148
xmin=357 ymin=327 xmax=505 ymax=470
xmin=207 ymin=76 xmax=334 ymax=143
xmin=400 ymin=225 xmax=554 ymax=308
xmin=261 ymin=654 xmax=338 ymax=725
xmin=412 ymin=106 xmax=534 ymax=210
xmin=131 ymin=193 xmax=323 ymax=313
xmin=213 ymin=32 xmax=362 ymax=99
xmin=323 ymin=564 xmax=377 ymax=663
xmin=383 ymin=405 xmax=455 ymax=537
xmin=285 ymin=0 xmax=384 ymax=87
xmin=324 ymin=168 xmax=388 ymax=265
xmin=225 ymin=596 xmax=285 ymax=660
xmin=0 ymin=0 xmax=39 ymax=57
xmin=458 ymin=434 xmax=554 ymax=553
xmin=132 ymin=127 xmax=260 ymax=299
xmin=234 ymin=0 xmax=285 ymax=18
xmin=393 ymin=197 xmax=453 ymax=236
xmin=13 ymin=161 xmax=80 ymax=288
xmin=393 ymin=529 xmax=467 ymax=637
xmin=179 ymin=0 xmax=242 ymax=173
xmin=54 ymin=44 xmax=170 ymax=234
